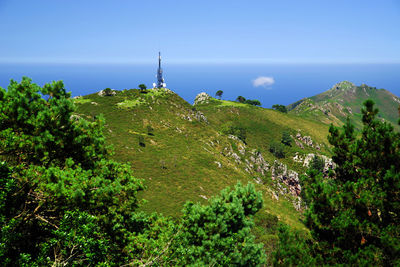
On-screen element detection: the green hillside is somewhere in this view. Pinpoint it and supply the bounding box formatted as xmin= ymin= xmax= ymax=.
xmin=75 ymin=88 xmax=331 ymax=232
xmin=288 ymin=81 xmax=400 ymax=130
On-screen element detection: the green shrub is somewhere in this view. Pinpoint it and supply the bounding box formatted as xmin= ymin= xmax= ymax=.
xmin=236 ymin=95 xmax=246 ymax=103
xmin=272 ymin=104 xmax=287 ymax=113
xmin=147 ymin=125 xmax=154 ymax=136
xmin=269 ymin=142 xmax=285 ymax=158
xmin=245 ymin=99 xmax=261 ymax=106
xmin=138 ymin=135 xmax=145 ymax=147
xmin=220 ymin=121 xmax=247 ymax=143
xmin=170 ymin=183 xmax=265 ymax=266
xmin=281 ymin=131 xmax=292 ymax=146
xmin=138 ymin=84 xmax=147 ymax=91
xmin=310 ymin=155 xmax=324 ymax=172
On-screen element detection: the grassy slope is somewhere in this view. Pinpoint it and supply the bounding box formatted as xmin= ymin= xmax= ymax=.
xmin=75 ymin=89 xmax=330 ymax=232
xmin=196 ymin=99 xmax=330 ymax=171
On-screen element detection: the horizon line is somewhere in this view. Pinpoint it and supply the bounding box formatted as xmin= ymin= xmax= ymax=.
xmin=1 ymin=58 xmax=400 ymax=65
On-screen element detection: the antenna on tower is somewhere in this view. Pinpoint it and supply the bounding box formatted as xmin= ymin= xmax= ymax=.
xmin=155 ymin=52 xmax=166 ymax=88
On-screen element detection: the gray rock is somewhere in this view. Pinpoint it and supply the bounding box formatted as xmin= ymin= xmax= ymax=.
xmin=194 ymin=111 xmax=208 ymax=123
xmin=238 ymin=144 xmax=246 ymax=155
xmin=194 ymin=92 xmax=211 ymax=105
xmin=271 ymin=160 xmax=301 ymax=197
xmin=295 ymin=139 xmax=304 ymax=149
xmin=228 ymin=134 xmax=241 ymax=142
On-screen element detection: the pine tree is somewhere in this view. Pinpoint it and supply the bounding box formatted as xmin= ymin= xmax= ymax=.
xmin=171 ymin=183 xmax=265 ymax=266
xmin=301 ymin=100 xmax=400 ymax=265
xmin=0 ymin=78 xmax=145 ymax=265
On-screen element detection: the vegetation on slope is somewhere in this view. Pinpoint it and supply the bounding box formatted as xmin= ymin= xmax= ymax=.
xmin=0 ymin=78 xmax=266 ymax=266
xmin=75 ymin=89 xmax=331 ymax=229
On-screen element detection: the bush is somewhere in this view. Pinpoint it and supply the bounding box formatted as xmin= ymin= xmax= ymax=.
xmin=269 ymin=142 xmax=285 ymax=158
xmin=245 ymin=99 xmax=262 ymax=106
xmin=138 ymin=135 xmax=145 ymax=147
xmin=272 ymin=104 xmax=287 ymax=113
xmin=138 ymin=84 xmax=147 ymax=91
xmin=281 ymin=131 xmax=292 ymax=146
xmin=310 ymin=155 xmax=324 ymax=172
xmin=220 ymin=122 xmax=247 ymax=143
xmin=104 ymin=87 xmax=113 ymax=96
xmin=272 ymin=224 xmax=320 ymax=266
xmin=236 ymin=96 xmax=246 ymax=103
xmin=147 ymin=125 xmax=154 ymax=136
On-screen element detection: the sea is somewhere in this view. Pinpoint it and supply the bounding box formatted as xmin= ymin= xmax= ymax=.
xmin=0 ymin=63 xmax=399 ymax=108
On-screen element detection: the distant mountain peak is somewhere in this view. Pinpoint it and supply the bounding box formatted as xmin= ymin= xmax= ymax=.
xmin=288 ymin=81 xmax=400 ymax=130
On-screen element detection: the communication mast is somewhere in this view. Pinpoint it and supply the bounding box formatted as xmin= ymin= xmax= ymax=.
xmin=153 ymin=52 xmax=166 ymax=88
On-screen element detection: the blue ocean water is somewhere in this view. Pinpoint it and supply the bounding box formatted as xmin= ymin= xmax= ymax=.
xmin=0 ymin=63 xmax=399 ymax=108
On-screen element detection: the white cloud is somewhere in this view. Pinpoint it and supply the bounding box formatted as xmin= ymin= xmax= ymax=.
xmin=252 ymin=76 xmax=275 ymax=88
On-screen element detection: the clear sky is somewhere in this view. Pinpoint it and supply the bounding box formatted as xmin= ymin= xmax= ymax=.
xmin=0 ymin=0 xmax=399 ymax=64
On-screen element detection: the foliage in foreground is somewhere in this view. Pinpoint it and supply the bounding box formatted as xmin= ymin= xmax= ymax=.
xmin=0 ymin=77 xmax=265 ymax=266
xmin=274 ymin=100 xmax=400 ymax=266
xmin=171 ymin=183 xmax=265 ymax=266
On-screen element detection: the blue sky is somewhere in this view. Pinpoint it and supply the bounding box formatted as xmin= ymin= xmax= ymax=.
xmin=0 ymin=0 xmax=399 ymax=64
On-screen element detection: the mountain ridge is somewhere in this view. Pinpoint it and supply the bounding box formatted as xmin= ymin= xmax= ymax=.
xmin=288 ymin=81 xmax=400 ymax=130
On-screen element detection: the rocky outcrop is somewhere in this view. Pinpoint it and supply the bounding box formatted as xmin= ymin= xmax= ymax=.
xmin=296 ymin=132 xmax=313 ymax=147
xmin=245 ymin=149 xmax=270 ymax=176
xmin=271 ymin=160 xmax=301 ymax=197
xmin=220 ymin=136 xmax=304 ymax=209
xmin=228 ymin=134 xmax=241 ymax=142
xmin=214 ymin=161 xmax=222 ymax=168
xmin=194 ymin=92 xmax=211 ymax=105
xmin=294 ymin=132 xmax=323 ymax=150
xmin=194 ymin=111 xmax=208 ymax=123
xmin=181 ymin=110 xmax=208 ymax=123
xmin=226 ymin=151 xmax=242 ymax=164
xmin=294 ymin=138 xmax=304 ymax=149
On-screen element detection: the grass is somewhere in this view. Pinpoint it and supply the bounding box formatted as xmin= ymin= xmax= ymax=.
xmin=73 ymin=98 xmax=92 ymax=104
xmin=117 ymin=99 xmax=145 ymax=109
xmin=217 ymin=99 xmax=250 ymax=107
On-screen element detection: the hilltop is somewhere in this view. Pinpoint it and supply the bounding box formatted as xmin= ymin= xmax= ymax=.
xmin=288 ymin=81 xmax=400 ymax=130
xmin=74 ymin=88 xmax=333 ymax=235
